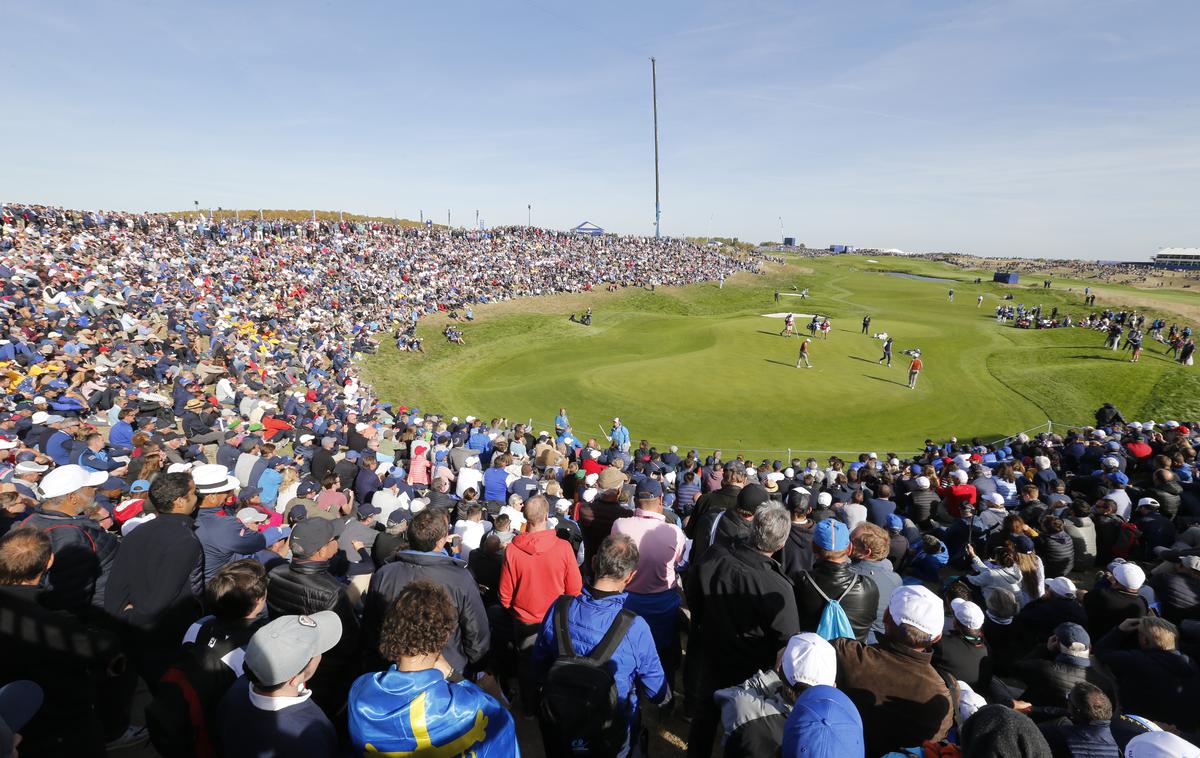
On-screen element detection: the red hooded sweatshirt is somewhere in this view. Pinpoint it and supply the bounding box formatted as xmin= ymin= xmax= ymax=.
xmin=500 ymin=528 xmax=583 ymax=624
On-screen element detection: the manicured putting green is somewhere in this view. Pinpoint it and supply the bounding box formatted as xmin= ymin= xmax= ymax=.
xmin=364 ymin=256 xmax=1200 ymax=456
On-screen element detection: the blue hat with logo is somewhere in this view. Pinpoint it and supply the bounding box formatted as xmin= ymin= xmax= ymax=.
xmin=814 ymin=519 xmax=850 ymax=551
xmin=887 ymin=514 xmax=904 ymax=531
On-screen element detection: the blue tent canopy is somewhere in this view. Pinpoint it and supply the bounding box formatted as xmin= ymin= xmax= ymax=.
xmin=572 ymin=221 xmax=604 ymax=236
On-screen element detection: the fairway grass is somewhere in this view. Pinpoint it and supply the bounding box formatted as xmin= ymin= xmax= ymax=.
xmin=363 ymin=257 xmax=1200 ymax=456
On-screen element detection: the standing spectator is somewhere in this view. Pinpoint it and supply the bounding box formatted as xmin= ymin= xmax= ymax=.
xmin=364 ymin=508 xmax=490 ymax=675
xmin=611 ymin=479 xmax=687 ymax=679
xmin=0 ymin=528 xmax=140 ymax=754
xmin=795 ymin=519 xmax=879 ymax=642
xmin=686 ymin=460 xmax=746 ymax=545
xmin=19 ymin=463 xmax=118 ymax=613
xmin=849 ymin=522 xmax=901 ymax=642
xmin=499 ymin=494 xmax=582 ymax=708
xmin=265 ymin=517 xmax=361 ymax=717
xmin=832 ymin=585 xmax=955 ymax=756
xmin=778 ymin=488 xmax=815 ymax=581
xmin=348 ymin=581 xmax=516 ymax=756
xmin=715 ymin=632 xmax=837 ymax=758
xmin=217 ymin=612 xmax=343 ymax=758
xmin=193 ymin=463 xmax=266 ymax=581
xmin=577 ymin=486 xmax=628 ymax=569
xmin=104 ymin=471 xmax=204 ymax=684
xmin=144 ymin=559 xmax=269 ymax=757
xmin=686 ymin=505 xmax=797 ymax=757
xmin=779 ymin=685 xmax=865 ymax=758
xmin=534 ymin=534 xmax=668 ymax=757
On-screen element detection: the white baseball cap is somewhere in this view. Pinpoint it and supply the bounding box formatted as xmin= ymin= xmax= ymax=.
xmin=31 ymin=411 xmax=49 ymax=425
xmin=1112 ymin=562 xmax=1146 ymax=591
xmin=986 ymin=492 xmax=1004 ymax=506
xmin=39 ymin=464 xmax=108 ymax=499
xmin=950 ymin=598 xmax=985 ymax=631
xmin=780 ymin=632 xmax=836 ymax=687
xmin=888 ymin=585 xmax=943 ymax=638
xmin=1126 ymin=731 xmax=1200 ymax=758
xmin=1045 ymin=577 xmax=1077 ymax=598
xmin=916 ymin=476 xmax=931 ymax=489
xmin=816 ymin=492 xmax=833 ymax=507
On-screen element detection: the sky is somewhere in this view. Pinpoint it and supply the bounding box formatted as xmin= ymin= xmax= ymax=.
xmin=2 ymin=0 xmax=1198 ymax=260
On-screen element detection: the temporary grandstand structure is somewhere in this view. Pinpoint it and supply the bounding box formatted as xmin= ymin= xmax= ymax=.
xmin=1153 ymin=248 xmax=1200 ymax=269
xmin=993 ymin=271 xmax=1020 ymax=284
xmin=572 ymin=221 xmax=604 ymax=236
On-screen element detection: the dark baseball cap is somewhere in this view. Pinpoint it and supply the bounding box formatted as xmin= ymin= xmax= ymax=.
xmin=290 ymin=518 xmax=335 ymax=558
xmin=357 ymin=501 xmax=381 ymax=519
xmin=635 ymin=478 xmax=663 ymax=499
xmin=297 ymin=479 xmax=320 ymax=497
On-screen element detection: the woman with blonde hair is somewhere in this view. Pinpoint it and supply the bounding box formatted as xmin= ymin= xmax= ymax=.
xmin=128 ymin=442 xmax=164 ymax=485
xmin=1010 ymin=535 xmax=1045 ymax=606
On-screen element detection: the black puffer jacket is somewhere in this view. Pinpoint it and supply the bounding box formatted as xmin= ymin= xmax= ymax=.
xmin=1038 ymin=531 xmax=1075 ymax=578
xmin=1149 ymin=479 xmax=1184 ymax=520
xmin=20 ymin=508 xmax=119 ymax=613
xmin=908 ymin=489 xmax=940 ymax=525
xmin=794 ymin=559 xmax=879 ymax=642
xmin=266 ymin=559 xmax=361 ymax=713
xmin=1012 ymin=649 xmax=1120 ymax=713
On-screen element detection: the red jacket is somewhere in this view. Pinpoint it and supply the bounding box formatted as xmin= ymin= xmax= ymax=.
xmin=500 ymin=528 xmax=582 ymax=624
xmin=261 ymin=415 xmax=293 ymax=442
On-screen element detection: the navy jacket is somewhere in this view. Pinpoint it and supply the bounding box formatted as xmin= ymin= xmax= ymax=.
xmin=21 ymin=508 xmax=119 ymax=613
xmin=218 ymin=678 xmax=337 ymax=758
xmin=363 ymin=550 xmax=489 ymax=674
xmin=196 ymin=508 xmax=267 ymax=581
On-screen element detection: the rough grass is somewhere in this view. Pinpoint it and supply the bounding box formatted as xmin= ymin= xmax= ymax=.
xmin=363 ymin=256 xmax=1200 ymax=456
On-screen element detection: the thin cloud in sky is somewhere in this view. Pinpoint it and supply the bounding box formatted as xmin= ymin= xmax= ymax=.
xmin=1 ymin=0 xmax=1197 ymax=259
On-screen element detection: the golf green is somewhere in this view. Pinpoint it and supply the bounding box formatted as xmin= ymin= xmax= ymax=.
xmin=363 ymin=256 xmax=1200 ymax=456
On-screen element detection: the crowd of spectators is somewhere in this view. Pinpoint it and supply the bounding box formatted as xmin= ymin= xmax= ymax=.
xmin=0 ymin=204 xmax=1199 ymax=757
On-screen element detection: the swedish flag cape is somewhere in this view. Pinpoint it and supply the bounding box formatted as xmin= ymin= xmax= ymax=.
xmin=348 ymin=667 xmax=519 ymax=757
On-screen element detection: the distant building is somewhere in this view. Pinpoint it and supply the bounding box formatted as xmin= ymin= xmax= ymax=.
xmin=829 ymin=244 xmax=856 ymax=253
xmin=1153 ymin=248 xmax=1200 ymax=269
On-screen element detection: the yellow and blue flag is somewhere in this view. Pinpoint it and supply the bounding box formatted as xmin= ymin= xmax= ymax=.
xmin=349 ymin=668 xmax=519 ymax=757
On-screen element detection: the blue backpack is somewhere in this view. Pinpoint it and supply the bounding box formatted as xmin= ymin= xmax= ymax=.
xmin=810 ymin=575 xmax=859 ymax=641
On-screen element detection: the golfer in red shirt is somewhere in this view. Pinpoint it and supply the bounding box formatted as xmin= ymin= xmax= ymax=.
xmin=908 ymin=354 xmax=923 ymax=389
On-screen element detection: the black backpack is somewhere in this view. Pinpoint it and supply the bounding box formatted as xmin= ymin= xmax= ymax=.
xmin=539 ymin=595 xmax=636 ymax=757
xmin=144 ymin=617 xmax=247 ymax=758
